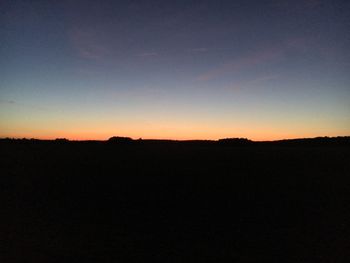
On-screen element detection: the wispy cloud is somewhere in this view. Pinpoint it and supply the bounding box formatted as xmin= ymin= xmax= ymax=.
xmin=0 ymin=99 xmax=47 ymax=111
xmin=196 ymin=37 xmax=313 ymax=82
xmin=246 ymin=75 xmax=279 ymax=85
xmin=286 ymin=37 xmax=309 ymax=51
xmin=70 ymin=27 xmax=109 ymax=60
xmin=303 ymin=0 xmax=321 ymax=8
xmin=138 ymin=52 xmax=158 ymax=57
xmin=274 ymin=0 xmax=321 ymax=11
xmin=0 ymin=99 xmax=15 ymax=104
xmin=137 ymin=47 xmax=235 ymax=58
xmin=189 ymin=47 xmax=237 ymax=53
xmin=224 ymin=75 xmax=279 ymax=92
xmin=190 ymin=48 xmax=209 ymax=53
xmin=197 ymin=47 xmax=284 ymax=81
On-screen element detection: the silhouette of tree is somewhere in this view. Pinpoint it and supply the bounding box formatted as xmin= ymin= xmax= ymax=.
xmin=108 ymin=136 xmax=133 ymax=143
xmin=218 ymin=138 xmax=252 ymax=145
xmin=55 ymin=138 xmax=69 ymax=142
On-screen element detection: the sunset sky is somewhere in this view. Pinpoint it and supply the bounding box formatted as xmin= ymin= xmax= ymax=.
xmin=1 ymin=0 xmax=349 ymax=140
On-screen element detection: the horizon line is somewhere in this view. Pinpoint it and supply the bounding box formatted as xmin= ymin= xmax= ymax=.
xmin=1 ymin=135 xmax=349 ymax=143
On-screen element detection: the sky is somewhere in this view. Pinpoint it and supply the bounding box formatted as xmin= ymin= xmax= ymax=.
xmin=1 ymin=0 xmax=349 ymax=140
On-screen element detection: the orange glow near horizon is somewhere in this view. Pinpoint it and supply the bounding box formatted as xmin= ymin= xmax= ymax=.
xmin=1 ymin=97 xmax=349 ymax=141
xmin=1 ymin=122 xmax=349 ymax=141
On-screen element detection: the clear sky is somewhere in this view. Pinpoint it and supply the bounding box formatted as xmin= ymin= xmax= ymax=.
xmin=1 ymin=0 xmax=349 ymax=140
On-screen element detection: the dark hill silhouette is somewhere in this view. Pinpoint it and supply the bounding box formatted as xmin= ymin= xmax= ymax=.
xmin=2 ymin=136 xmax=349 ymax=145
xmin=271 ymin=136 xmax=350 ymax=146
xmin=2 ymin=136 xmax=350 ymax=261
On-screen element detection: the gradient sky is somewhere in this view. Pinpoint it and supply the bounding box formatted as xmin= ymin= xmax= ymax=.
xmin=1 ymin=0 xmax=349 ymax=140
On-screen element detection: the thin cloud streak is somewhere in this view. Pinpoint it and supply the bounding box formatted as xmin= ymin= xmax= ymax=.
xmin=190 ymin=48 xmax=209 ymax=52
xmin=138 ymin=52 xmax=158 ymax=57
xmin=224 ymin=75 xmax=279 ymax=92
xmin=0 ymin=99 xmax=48 ymax=111
xmin=197 ymin=47 xmax=285 ymax=81
xmin=70 ymin=27 xmax=109 ymax=60
xmin=0 ymin=99 xmax=16 ymax=104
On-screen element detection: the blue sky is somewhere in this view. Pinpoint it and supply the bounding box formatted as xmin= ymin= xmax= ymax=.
xmin=1 ymin=0 xmax=349 ymax=140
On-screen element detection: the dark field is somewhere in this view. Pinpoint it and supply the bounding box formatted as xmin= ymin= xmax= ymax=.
xmin=2 ymin=138 xmax=350 ymax=262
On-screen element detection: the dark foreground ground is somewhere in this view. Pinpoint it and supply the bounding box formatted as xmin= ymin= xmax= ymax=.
xmin=2 ymin=138 xmax=350 ymax=262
